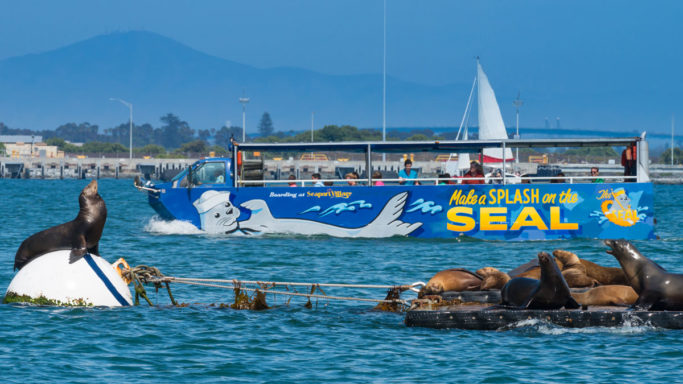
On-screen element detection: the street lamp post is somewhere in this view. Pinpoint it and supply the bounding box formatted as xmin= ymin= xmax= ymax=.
xmin=110 ymin=98 xmax=133 ymax=159
xmin=239 ymin=95 xmax=250 ymax=142
xmin=382 ymin=0 xmax=387 ymax=163
xmin=513 ymin=93 xmax=523 ymax=164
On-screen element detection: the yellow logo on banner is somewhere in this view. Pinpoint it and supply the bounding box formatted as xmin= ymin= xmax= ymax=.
xmin=600 ymin=189 xmax=639 ymax=227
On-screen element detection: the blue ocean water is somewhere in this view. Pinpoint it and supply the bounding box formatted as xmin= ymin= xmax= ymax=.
xmin=0 ymin=179 xmax=681 ymax=383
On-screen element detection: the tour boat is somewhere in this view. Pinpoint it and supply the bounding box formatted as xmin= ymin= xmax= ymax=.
xmin=135 ymin=62 xmax=655 ymax=240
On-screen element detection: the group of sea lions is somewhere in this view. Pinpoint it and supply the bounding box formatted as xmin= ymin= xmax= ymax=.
xmin=419 ymin=240 xmax=683 ymax=311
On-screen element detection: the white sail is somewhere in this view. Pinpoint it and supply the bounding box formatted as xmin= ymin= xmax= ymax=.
xmin=456 ymin=128 xmax=471 ymax=172
xmin=477 ymin=61 xmax=513 ymax=162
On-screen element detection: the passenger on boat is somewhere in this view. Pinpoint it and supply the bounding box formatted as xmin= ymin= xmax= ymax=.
xmin=288 ymin=174 xmax=297 ymax=187
xmin=621 ymin=143 xmax=637 ymax=182
xmin=489 ymin=169 xmax=503 ymax=184
xmin=311 ymin=173 xmax=325 ymax=187
xmin=591 ymin=167 xmax=604 ymax=183
xmin=372 ymin=171 xmax=385 ymax=186
xmin=214 ymin=170 xmax=225 ymax=184
xmin=437 ymin=173 xmax=453 ymax=185
xmin=345 ymin=172 xmax=358 ymax=186
xmin=462 ymin=162 xmax=485 ymax=185
xmin=551 ymin=172 xmax=565 ymax=183
xmin=399 ymin=159 xmax=420 ymax=185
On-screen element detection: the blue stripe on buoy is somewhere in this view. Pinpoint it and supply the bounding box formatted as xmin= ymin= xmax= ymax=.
xmin=84 ymin=254 xmax=130 ymax=306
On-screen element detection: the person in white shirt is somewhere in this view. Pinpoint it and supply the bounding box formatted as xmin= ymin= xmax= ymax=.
xmin=312 ymin=173 xmax=325 ymax=187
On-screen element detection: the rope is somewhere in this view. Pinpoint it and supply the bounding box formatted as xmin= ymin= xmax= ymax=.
xmin=172 ymin=280 xmax=406 ymax=304
xmin=169 ymin=277 xmax=421 ymax=291
xmin=122 ymin=265 xmax=177 ymax=306
xmin=121 ymin=266 xmax=423 ymax=307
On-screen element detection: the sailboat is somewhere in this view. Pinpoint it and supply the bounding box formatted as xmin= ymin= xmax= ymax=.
xmin=447 ymin=59 xmax=514 ymax=175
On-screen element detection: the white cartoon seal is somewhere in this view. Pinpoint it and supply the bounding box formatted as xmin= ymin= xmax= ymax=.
xmin=192 ymin=191 xmax=422 ymax=237
xmin=192 ymin=191 xmax=241 ymax=234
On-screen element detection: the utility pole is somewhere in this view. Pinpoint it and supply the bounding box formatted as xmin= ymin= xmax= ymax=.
xmin=311 ymin=112 xmax=315 ymax=142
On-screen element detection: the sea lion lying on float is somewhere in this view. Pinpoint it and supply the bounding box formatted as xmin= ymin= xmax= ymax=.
xmin=476 ymin=267 xmax=510 ymax=290
xmin=418 ymin=268 xmax=482 ymax=298
xmin=571 ymin=285 xmax=638 ymax=307
xmin=481 ymin=252 xmax=595 ymax=289
xmin=553 ymin=249 xmax=627 ymax=286
xmin=552 ymin=250 xmax=599 ymax=288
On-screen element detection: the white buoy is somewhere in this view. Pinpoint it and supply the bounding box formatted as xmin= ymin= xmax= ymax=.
xmin=5 ymin=250 xmax=133 ymax=307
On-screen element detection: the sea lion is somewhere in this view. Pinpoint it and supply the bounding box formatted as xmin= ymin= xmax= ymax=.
xmin=552 ymin=250 xmax=598 ymax=288
xmin=476 ymin=267 xmax=510 ymax=290
xmin=553 ymin=249 xmax=627 ymax=285
xmin=562 ymin=269 xmax=598 ymax=288
xmin=14 ymin=180 xmax=107 ymax=270
xmin=500 ymin=252 xmax=579 ymax=310
xmin=571 ymin=285 xmax=638 ymax=307
xmin=418 ymin=268 xmax=482 ymax=298
xmin=605 ymin=239 xmax=683 ymax=310
xmin=579 ymin=259 xmax=628 ymax=285
xmin=510 ymin=258 xmax=564 ymax=279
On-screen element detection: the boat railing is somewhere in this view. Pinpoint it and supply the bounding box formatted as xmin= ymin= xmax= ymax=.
xmin=237 ymin=174 xmax=637 ymax=187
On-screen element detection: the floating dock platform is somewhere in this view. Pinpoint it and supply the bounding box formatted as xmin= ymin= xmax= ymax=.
xmin=405 ymin=304 xmax=683 ymax=330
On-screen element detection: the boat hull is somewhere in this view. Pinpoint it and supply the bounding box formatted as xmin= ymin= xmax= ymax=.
xmin=146 ymin=182 xmax=656 ymax=240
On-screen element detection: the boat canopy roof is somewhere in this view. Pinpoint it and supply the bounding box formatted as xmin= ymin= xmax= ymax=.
xmin=235 ymin=137 xmax=643 ymax=153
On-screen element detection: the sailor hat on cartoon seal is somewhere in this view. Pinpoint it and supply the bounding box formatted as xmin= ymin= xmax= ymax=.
xmin=193 ymin=191 xmax=241 ymax=233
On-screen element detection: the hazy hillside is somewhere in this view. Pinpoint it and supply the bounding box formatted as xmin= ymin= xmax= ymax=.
xmin=0 ymin=31 xmax=467 ymax=132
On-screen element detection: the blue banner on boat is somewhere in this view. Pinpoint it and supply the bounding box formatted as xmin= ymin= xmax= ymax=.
xmin=148 ymin=182 xmax=655 ymax=240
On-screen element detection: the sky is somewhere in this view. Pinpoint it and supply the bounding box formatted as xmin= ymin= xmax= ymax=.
xmin=0 ymin=1 xmax=682 ymax=133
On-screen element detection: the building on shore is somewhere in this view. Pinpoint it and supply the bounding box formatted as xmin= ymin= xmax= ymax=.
xmin=0 ymin=135 xmax=64 ymax=158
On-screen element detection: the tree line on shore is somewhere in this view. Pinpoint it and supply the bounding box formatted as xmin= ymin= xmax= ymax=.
xmin=0 ymin=112 xmax=681 ymax=163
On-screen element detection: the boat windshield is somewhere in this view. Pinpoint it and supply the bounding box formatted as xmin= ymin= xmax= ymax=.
xmin=171 ymin=167 xmax=189 ymax=183
xmin=192 ymin=161 xmax=226 ymax=185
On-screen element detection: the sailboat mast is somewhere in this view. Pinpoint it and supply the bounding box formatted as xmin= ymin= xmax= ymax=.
xmin=456 ymin=76 xmax=477 ymax=141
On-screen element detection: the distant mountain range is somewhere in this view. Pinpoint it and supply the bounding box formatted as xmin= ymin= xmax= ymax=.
xmin=0 ymin=31 xmax=468 ymax=133
xmin=0 ymin=30 xmax=679 ymax=141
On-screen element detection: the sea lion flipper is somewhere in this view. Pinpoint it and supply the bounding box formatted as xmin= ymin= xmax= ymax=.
xmin=565 ymin=296 xmax=580 ymax=309
xmin=69 ymin=248 xmax=87 ymax=264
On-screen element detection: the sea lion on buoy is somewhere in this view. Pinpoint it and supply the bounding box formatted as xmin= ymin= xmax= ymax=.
xmin=571 ymin=285 xmax=638 ymax=307
xmin=552 ymin=250 xmax=598 ymax=288
xmin=553 ymin=249 xmax=627 ymax=285
xmin=418 ymin=268 xmax=482 ymax=298
xmin=14 ymin=180 xmax=106 ymax=270
xmin=605 ymin=239 xmax=683 ymax=310
xmin=476 ymin=267 xmax=510 ymax=290
xmin=500 ymin=252 xmax=579 ymax=310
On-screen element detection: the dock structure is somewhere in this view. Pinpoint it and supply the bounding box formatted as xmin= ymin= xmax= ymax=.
xmin=1 ymin=156 xmax=682 ymax=183
xmin=405 ymin=305 xmax=683 ymax=330
xmin=0 ymin=157 xmax=194 ymax=180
